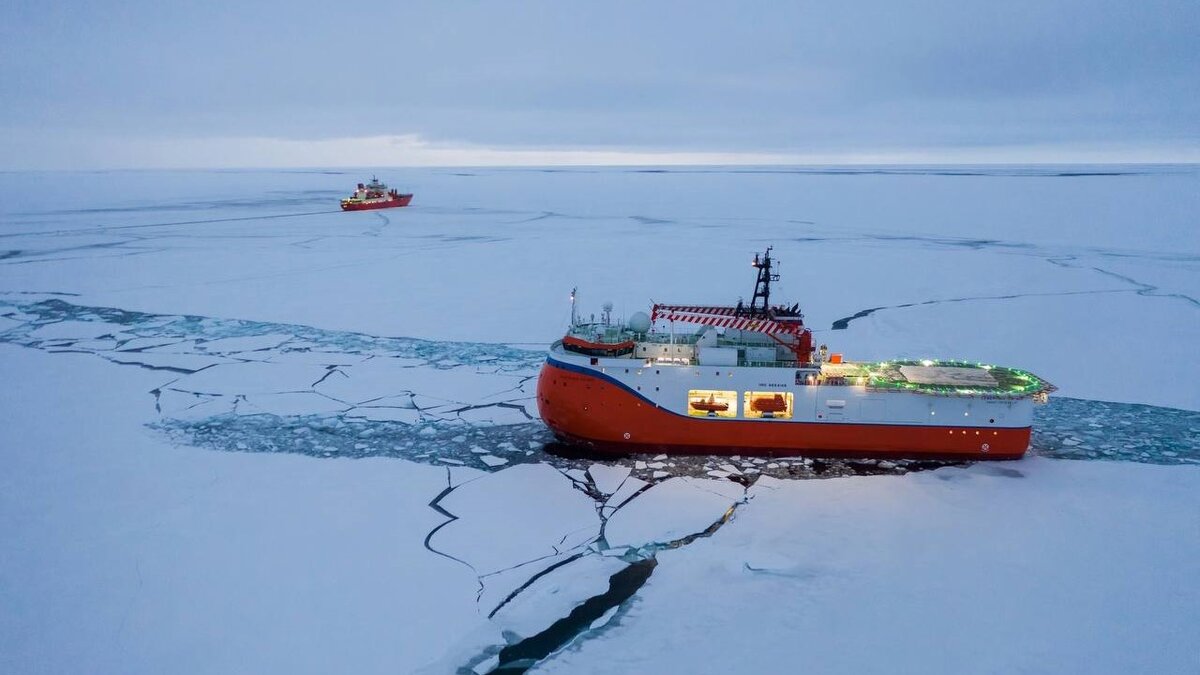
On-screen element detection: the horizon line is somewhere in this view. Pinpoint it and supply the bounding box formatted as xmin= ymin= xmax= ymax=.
xmin=3 ymin=160 xmax=1198 ymax=173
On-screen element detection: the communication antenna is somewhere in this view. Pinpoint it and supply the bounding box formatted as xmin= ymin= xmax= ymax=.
xmin=749 ymin=246 xmax=780 ymax=315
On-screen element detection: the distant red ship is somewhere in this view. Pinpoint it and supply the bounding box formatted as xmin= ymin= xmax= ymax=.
xmin=340 ymin=177 xmax=413 ymax=211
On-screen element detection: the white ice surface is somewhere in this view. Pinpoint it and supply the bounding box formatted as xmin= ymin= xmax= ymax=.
xmin=0 ymin=315 xmax=22 ymax=332
xmin=195 ymin=333 xmax=293 ymax=353
xmin=433 ymin=463 xmax=599 ymax=575
xmin=2 ymin=167 xmax=1198 ymax=674
xmin=2 ymin=166 xmax=1196 ymax=408
xmin=587 ymin=463 xmax=631 ymax=496
xmin=490 ymin=554 xmax=628 ymax=637
xmin=0 ymin=346 xmax=496 ymax=674
xmin=238 ymin=391 xmax=350 ymax=416
xmin=344 ymin=404 xmax=421 ymax=423
xmin=604 ymin=477 xmax=743 ymax=549
xmin=539 ymin=459 xmax=1200 ymax=674
xmin=604 ymin=476 xmax=648 ymax=510
xmin=104 ymin=351 xmax=231 ymax=372
xmin=27 ymin=320 xmax=128 ymax=340
xmin=168 ymin=361 xmax=330 ymax=396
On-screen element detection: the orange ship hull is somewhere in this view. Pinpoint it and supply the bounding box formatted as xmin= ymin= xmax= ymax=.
xmin=537 ymin=361 xmax=1030 ymax=459
xmin=341 ymin=194 xmax=413 ymax=211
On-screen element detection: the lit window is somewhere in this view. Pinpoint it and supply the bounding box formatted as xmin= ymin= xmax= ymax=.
xmin=687 ymin=390 xmax=737 ymax=418
xmin=743 ymin=391 xmax=793 ymax=419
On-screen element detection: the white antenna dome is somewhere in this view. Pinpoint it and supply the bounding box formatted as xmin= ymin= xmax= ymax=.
xmin=628 ymin=311 xmax=651 ymax=333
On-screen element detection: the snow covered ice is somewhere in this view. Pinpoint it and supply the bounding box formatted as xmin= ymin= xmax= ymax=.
xmin=2 ymin=166 xmax=1198 ymax=674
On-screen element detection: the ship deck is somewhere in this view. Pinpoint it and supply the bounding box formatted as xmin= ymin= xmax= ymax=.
xmin=556 ymin=325 xmax=1054 ymax=399
xmin=821 ymin=360 xmax=1054 ymax=398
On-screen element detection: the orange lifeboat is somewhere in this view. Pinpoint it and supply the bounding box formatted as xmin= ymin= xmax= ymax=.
xmin=562 ymin=334 xmax=636 ymax=357
xmin=751 ymin=394 xmax=788 ymax=413
xmin=690 ymin=394 xmax=730 ymax=414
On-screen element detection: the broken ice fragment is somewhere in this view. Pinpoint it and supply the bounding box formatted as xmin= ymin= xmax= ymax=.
xmin=605 ymin=477 xmax=742 ymax=548
xmin=434 ymin=464 xmax=599 ymax=574
xmin=472 ymin=656 xmax=499 ymax=675
xmin=196 ymin=334 xmax=292 ymax=353
xmin=587 ymin=464 xmax=631 ymax=495
xmin=605 ymin=476 xmax=648 ymax=510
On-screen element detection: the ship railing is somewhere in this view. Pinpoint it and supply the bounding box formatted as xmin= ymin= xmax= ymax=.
xmin=638 ymin=333 xmax=702 ymax=345
xmin=567 ymin=326 xmax=637 ymax=344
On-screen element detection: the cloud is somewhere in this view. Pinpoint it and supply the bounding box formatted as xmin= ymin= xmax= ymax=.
xmin=2 ymin=1 xmax=1197 ymax=169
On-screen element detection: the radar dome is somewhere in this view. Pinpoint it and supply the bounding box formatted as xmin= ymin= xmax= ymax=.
xmin=628 ymin=311 xmax=651 ymax=333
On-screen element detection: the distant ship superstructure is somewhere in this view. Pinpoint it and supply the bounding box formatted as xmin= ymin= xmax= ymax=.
xmin=537 ymin=248 xmax=1055 ymax=459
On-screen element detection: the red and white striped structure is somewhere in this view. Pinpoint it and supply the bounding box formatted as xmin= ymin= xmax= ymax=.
xmin=651 ymin=304 xmax=814 ymax=364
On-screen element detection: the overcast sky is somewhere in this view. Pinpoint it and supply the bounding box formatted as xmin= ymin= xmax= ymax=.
xmin=2 ymin=1 xmax=1197 ymax=168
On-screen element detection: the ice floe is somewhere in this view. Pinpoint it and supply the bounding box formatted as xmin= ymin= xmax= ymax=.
xmin=605 ymin=477 xmax=744 ymax=549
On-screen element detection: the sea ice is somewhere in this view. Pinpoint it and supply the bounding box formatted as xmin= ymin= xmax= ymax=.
xmin=195 ymin=333 xmax=293 ymax=353
xmin=434 ymin=464 xmax=599 ymax=574
xmin=605 ymin=476 xmax=649 ymax=510
xmin=587 ymin=464 xmax=631 ymax=495
xmin=605 ymin=477 xmax=742 ymax=548
xmin=489 ymin=554 xmax=627 ymax=637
